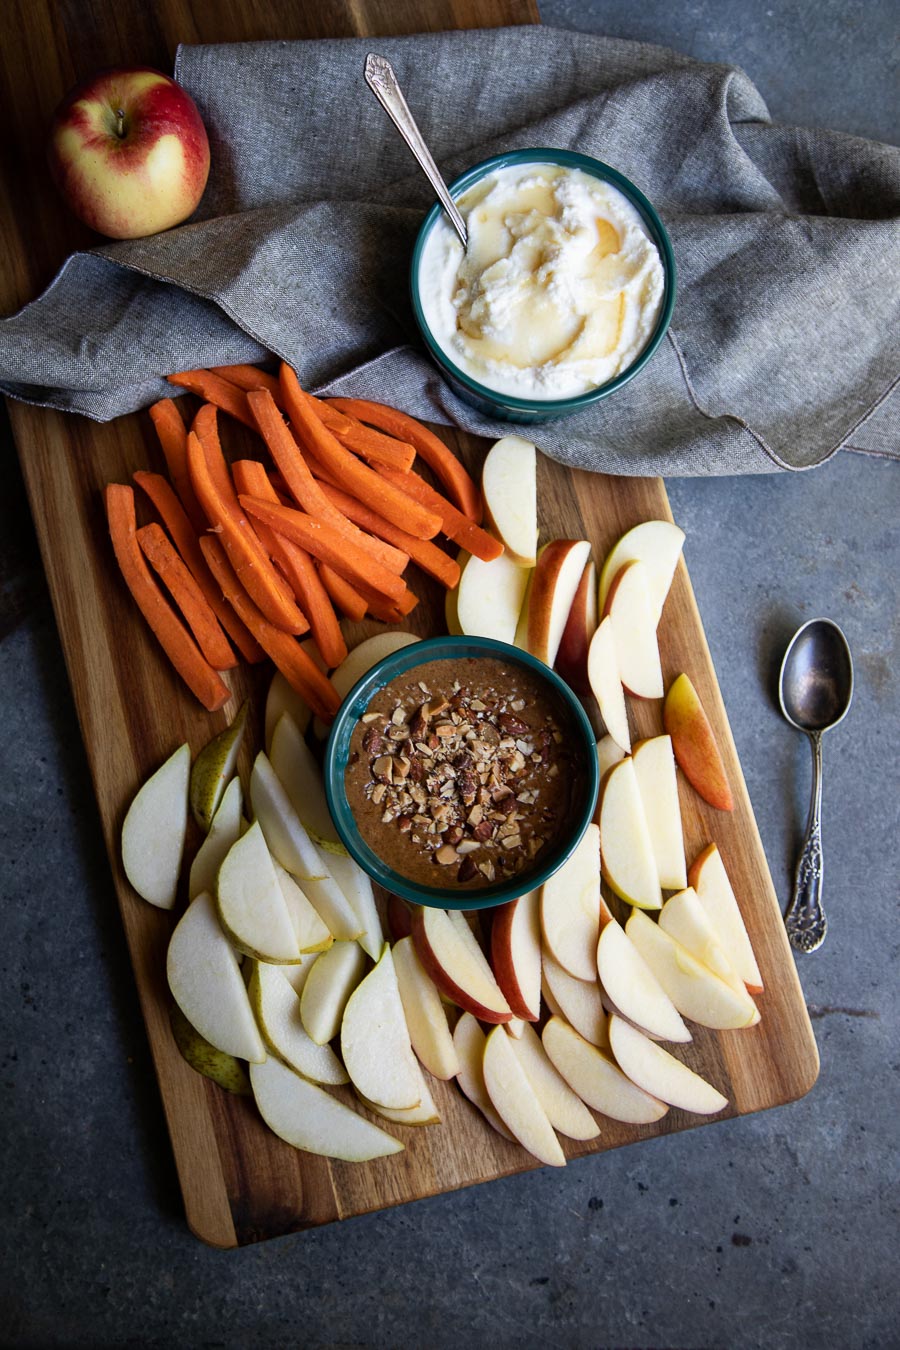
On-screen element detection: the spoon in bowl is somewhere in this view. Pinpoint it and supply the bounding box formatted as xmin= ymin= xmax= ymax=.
xmin=778 ymin=617 xmax=854 ymax=952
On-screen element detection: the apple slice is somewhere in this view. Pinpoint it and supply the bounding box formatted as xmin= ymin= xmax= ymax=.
xmin=269 ymin=711 xmax=340 ymax=848
xmin=452 ymin=1012 xmax=516 ymax=1141
xmin=541 ymin=823 xmax=601 ymax=981
xmin=121 ymin=742 xmax=190 ymax=909
xmin=166 ymin=891 xmax=266 ymax=1063
xmin=248 ymin=961 xmax=349 ymax=1085
xmin=554 ymin=559 xmax=598 ymax=696
xmin=188 ymin=774 xmax=242 ymax=901
xmin=664 ymin=674 xmax=734 ymax=811
xmin=491 ymin=889 xmax=541 ymax=1021
xmin=659 ymin=887 xmax=757 ymax=1014
xmin=507 ymin=1021 xmax=600 ymax=1140
xmin=542 ymin=1016 xmax=668 ymax=1124
xmin=541 ymin=950 xmax=609 ymax=1050
xmin=602 ymin=560 xmax=663 ymax=699
xmin=216 ymin=822 xmax=301 ymax=963
xmin=250 ymin=752 xmax=362 ymax=941
xmin=597 ymin=520 xmax=685 ymax=625
xmin=455 ymin=549 xmax=531 ymax=644
xmin=596 ymin=734 xmax=626 ymax=786
xmin=608 ymin=1016 xmax=729 ymax=1115
xmin=271 ymin=859 xmax=333 ymax=954
xmin=312 ymin=632 xmax=420 ymax=739
xmin=587 ymin=617 xmax=630 ymax=752
xmin=361 ymin=1061 xmax=441 ymax=1126
xmin=300 ymin=940 xmax=367 ymax=1045
xmin=250 ymin=1057 xmax=403 ymax=1161
xmin=410 ymin=906 xmax=512 ymax=1024
xmin=598 ymin=758 xmax=662 ymax=910
xmin=632 ymin=735 xmax=687 ymax=891
xmin=393 ymin=936 xmax=460 ymax=1080
xmin=341 ymin=944 xmax=422 ymax=1110
xmin=517 ymin=539 xmax=592 ymax=667
xmin=625 ymin=909 xmax=759 ymax=1029
xmin=688 ymin=844 xmax=763 ymax=993
xmin=324 ymin=850 xmax=384 ymax=960
xmin=483 ymin=1026 xmax=567 ymax=1166
xmin=596 ymin=913 xmax=690 ymax=1043
xmin=481 ymin=434 xmax=538 ymax=567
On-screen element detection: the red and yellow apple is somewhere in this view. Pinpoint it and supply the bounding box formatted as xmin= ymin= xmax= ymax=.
xmin=664 ymin=674 xmax=734 ymax=811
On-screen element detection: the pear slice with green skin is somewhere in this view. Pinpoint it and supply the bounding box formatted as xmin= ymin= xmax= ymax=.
xmin=270 ymin=711 xmax=340 ymax=848
xmin=169 ymin=1002 xmax=251 ymax=1096
xmin=166 ymin=891 xmax=266 ymax=1063
xmin=250 ymin=1057 xmax=404 ymax=1161
xmin=271 ymin=858 xmax=333 ymax=954
xmin=247 ymin=961 xmax=349 ymax=1085
xmin=301 ymin=940 xmax=368 ymax=1045
xmin=190 ymin=700 xmax=249 ymax=832
xmin=216 ymin=821 xmax=302 ymax=964
xmin=121 ymin=743 xmax=190 ymax=909
xmin=359 ymin=1060 xmax=441 ymax=1126
xmin=341 ymin=944 xmax=422 ymax=1111
xmin=188 ymin=776 xmax=242 ymax=902
xmin=323 ymin=850 xmax=383 ymax=960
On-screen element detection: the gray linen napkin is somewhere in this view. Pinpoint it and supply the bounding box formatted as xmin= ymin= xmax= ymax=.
xmin=1 ymin=27 xmax=898 ymax=475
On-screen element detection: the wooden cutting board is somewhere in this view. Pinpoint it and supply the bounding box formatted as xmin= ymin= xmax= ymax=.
xmin=0 ymin=0 xmax=818 ymax=1248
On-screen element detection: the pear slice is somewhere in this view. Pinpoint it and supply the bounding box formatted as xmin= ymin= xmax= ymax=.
xmin=341 ymin=944 xmax=421 ymax=1110
xmin=265 ymin=655 xmax=321 ymax=752
xmin=169 ymin=1003 xmax=251 ymax=1096
xmin=269 ymin=711 xmax=341 ymax=849
xmin=598 ymin=757 xmax=662 ymax=910
xmin=323 ymin=850 xmax=384 ymax=960
xmin=482 ymin=1025 xmax=567 ymax=1167
xmin=250 ymin=753 xmax=362 ymax=941
xmin=271 ymin=859 xmax=332 ymax=954
xmin=624 ymin=909 xmax=758 ymax=1030
xmin=312 ymin=632 xmax=420 ymax=738
xmin=190 ymin=701 xmax=248 ymax=832
xmin=188 ymin=775 xmax=242 ymax=901
xmin=393 ymin=935 xmax=460 ymax=1080
xmin=216 ymin=821 xmax=301 ymax=964
xmin=541 ymin=1016 xmax=668 ymax=1124
xmin=452 ymin=1012 xmax=516 ymax=1142
xmin=507 ymin=1021 xmax=600 ymax=1140
xmin=300 ymin=941 xmax=368 ymax=1045
xmin=249 ymin=1057 xmax=403 ymax=1161
xmin=608 ymin=1015 xmax=729 ymax=1115
xmin=596 ymin=912 xmax=690 ymax=1043
xmin=360 ymin=1060 xmax=442 ymax=1126
xmin=166 ymin=891 xmax=266 ymax=1063
xmin=248 ymin=961 xmax=348 ymax=1085
xmin=121 ymin=743 xmax=190 ymax=909
xmin=280 ymin=949 xmax=320 ymax=999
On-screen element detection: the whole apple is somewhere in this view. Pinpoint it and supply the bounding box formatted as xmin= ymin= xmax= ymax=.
xmin=47 ymin=67 xmax=210 ymax=239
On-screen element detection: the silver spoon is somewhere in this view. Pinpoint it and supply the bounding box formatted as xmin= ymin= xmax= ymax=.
xmin=778 ymin=618 xmax=854 ymax=952
xmin=364 ymin=53 xmax=468 ymax=248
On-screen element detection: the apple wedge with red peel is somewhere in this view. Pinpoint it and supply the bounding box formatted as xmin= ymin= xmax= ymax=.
xmin=507 ymin=1021 xmax=600 ymax=1140
xmin=596 ymin=914 xmax=691 ymax=1043
xmin=482 ymin=1025 xmax=567 ymax=1167
xmin=664 ymin=674 xmax=734 ymax=811
xmin=517 ymin=539 xmax=592 ymax=667
xmin=455 ymin=549 xmax=531 ymax=644
xmin=598 ymin=520 xmax=685 ymax=625
xmin=587 ymin=617 xmax=630 ymax=752
xmin=659 ymin=887 xmax=758 ymax=1016
xmin=541 ymin=823 xmax=602 ymax=981
xmin=452 ymin=1013 xmax=516 ymax=1141
xmin=632 ymin=735 xmax=687 ymax=891
xmin=250 ymin=1057 xmax=403 ymax=1161
xmin=598 ymin=758 xmax=662 ymax=911
xmin=340 ymin=944 xmax=421 ymax=1111
xmin=491 ymin=889 xmax=542 ymax=1021
xmin=608 ymin=1016 xmax=729 ymax=1115
xmin=300 ymin=940 xmax=368 ymax=1045
xmin=555 ymin=559 xmax=598 ymax=696
xmin=688 ymin=844 xmax=763 ymax=993
xmin=411 ymin=906 xmax=512 ymax=1023
xmin=602 ymin=560 xmax=663 ymax=699
xmin=625 ymin=909 xmax=759 ymax=1030
xmin=393 ymin=936 xmax=460 ymax=1080
xmin=481 ymin=435 xmax=538 ymax=567
xmin=541 ymin=950 xmax=609 ymax=1050
xmin=542 ymin=1016 xmax=669 ymax=1125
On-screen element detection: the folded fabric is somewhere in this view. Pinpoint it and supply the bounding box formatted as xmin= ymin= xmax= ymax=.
xmin=0 ymin=27 xmax=897 ymax=474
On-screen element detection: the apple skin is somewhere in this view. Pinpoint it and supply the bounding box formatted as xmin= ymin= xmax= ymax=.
xmin=47 ymin=67 xmax=210 ymax=239
xmin=555 ymin=560 xmax=598 ymax=696
xmin=664 ymin=674 xmax=734 ymax=811
xmin=490 ymin=891 xmax=541 ymax=1021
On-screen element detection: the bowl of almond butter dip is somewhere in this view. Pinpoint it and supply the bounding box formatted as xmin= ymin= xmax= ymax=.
xmin=324 ymin=636 xmax=599 ymax=909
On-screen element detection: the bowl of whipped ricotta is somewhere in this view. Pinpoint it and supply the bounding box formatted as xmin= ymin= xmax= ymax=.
xmin=410 ymin=149 xmax=675 ymax=422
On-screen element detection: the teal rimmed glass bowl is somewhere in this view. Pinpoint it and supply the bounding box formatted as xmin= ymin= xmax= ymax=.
xmin=410 ymin=148 xmax=676 ymax=424
xmin=324 ymin=636 xmax=599 ymax=910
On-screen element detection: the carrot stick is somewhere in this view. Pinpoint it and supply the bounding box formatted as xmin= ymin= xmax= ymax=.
xmin=200 ymin=536 xmax=341 ymax=722
xmin=327 ymin=396 xmax=483 ymax=523
xmin=239 ymin=495 xmax=408 ymax=603
xmin=186 ymin=431 xmax=308 ymax=633
xmin=315 ymin=480 xmax=461 ymax=589
xmin=377 ymin=464 xmax=503 ymax=562
xmin=167 ymin=369 xmax=256 ymax=428
xmin=210 ymin=363 xmax=284 ymax=404
xmin=318 ymin=564 xmax=368 ymax=622
xmin=280 ymin=365 xmax=442 ymax=540
xmin=136 ymin=522 xmax=238 ymax=670
xmin=148 ymin=399 xmax=207 ymax=533
xmin=311 ymin=400 xmax=416 ymax=472
xmin=231 ymin=460 xmax=345 ymax=668
xmin=132 ymin=470 xmax=265 ymax=664
xmin=104 ymin=485 xmax=230 ymax=712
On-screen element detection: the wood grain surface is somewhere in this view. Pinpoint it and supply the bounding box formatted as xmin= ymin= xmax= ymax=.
xmin=0 ymin=0 xmax=818 ymax=1248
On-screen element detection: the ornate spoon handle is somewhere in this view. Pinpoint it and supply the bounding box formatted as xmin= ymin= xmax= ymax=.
xmin=785 ymin=730 xmax=827 ymax=952
xmin=364 ymin=54 xmax=468 ymax=248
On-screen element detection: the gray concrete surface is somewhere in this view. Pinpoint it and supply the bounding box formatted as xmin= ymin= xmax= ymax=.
xmin=2 ymin=3 xmax=898 ymax=1347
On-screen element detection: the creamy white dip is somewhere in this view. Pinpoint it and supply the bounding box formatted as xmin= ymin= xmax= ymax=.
xmin=417 ymin=162 xmax=665 ymax=400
